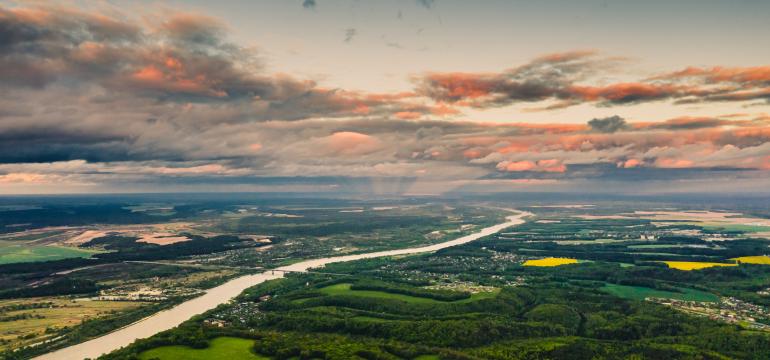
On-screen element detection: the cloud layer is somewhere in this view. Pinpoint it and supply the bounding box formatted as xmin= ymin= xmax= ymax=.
xmin=414 ymin=51 xmax=770 ymax=110
xmin=1 ymin=3 xmax=769 ymax=194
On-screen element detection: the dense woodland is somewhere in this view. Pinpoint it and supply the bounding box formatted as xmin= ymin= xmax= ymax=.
xmin=96 ymin=272 xmax=770 ymax=360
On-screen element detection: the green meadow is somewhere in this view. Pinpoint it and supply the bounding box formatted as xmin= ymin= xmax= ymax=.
xmin=317 ymin=283 xmax=498 ymax=304
xmin=0 ymin=242 xmax=101 ymax=264
xmin=601 ymin=283 xmax=718 ymax=302
xmin=694 ymin=223 xmax=770 ymax=233
xmin=139 ymin=337 xmax=267 ymax=360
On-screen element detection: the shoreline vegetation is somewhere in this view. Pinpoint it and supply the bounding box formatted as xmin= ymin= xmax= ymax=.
xmin=31 ymin=211 xmax=530 ymax=360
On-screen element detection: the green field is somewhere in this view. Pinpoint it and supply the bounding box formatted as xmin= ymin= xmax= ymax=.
xmin=2 ymin=231 xmax=65 ymax=241
xmin=627 ymin=244 xmax=707 ymax=249
xmin=601 ymin=283 xmax=718 ymax=302
xmin=139 ymin=337 xmax=267 ymax=360
xmin=696 ymin=223 xmax=770 ymax=233
xmin=351 ymin=315 xmax=393 ymax=322
xmin=0 ymin=243 xmax=101 ymax=264
xmin=317 ymin=283 xmax=498 ymax=304
xmin=0 ymin=298 xmax=145 ymax=351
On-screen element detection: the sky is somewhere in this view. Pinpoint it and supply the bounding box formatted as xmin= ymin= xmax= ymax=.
xmin=1 ymin=0 xmax=770 ymax=195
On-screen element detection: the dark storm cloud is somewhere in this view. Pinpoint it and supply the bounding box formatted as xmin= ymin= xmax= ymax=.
xmin=0 ymin=142 xmax=135 ymax=164
xmin=587 ymin=116 xmax=628 ymax=133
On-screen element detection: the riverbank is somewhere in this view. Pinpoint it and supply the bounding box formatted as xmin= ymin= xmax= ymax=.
xmin=34 ymin=210 xmax=531 ymax=360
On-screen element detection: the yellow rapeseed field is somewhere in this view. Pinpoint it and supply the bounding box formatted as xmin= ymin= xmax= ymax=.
xmin=663 ymin=261 xmax=737 ymax=271
xmin=523 ymin=257 xmax=578 ymax=267
xmin=731 ymin=256 xmax=770 ymax=265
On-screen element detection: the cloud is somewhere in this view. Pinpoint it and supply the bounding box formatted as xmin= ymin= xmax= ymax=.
xmin=1 ymin=112 xmax=769 ymax=193
xmin=160 ymin=13 xmax=227 ymax=46
xmin=496 ymin=159 xmax=566 ymax=173
xmin=413 ymin=50 xmax=622 ymax=108
xmin=414 ymin=51 xmax=770 ymax=109
xmin=566 ymin=83 xmax=692 ymax=104
xmin=302 ymin=0 xmax=316 ymax=9
xmin=0 ymin=6 xmax=259 ymax=99
xmin=0 ymin=4 xmax=440 ymax=123
xmin=640 ymin=117 xmax=727 ymax=130
xmin=343 ymin=28 xmax=357 ymax=43
xmin=1 ymin=4 xmax=770 ymax=194
xmin=619 ymin=158 xmax=642 ymax=168
xmin=651 ymin=66 xmax=770 ymax=85
xmin=0 ymin=173 xmax=52 ymax=184
xmin=587 ymin=115 xmax=628 ymax=133
xmin=416 ymin=0 xmax=436 ymax=9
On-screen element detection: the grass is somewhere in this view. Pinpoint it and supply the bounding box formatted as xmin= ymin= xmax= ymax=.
xmin=523 ymin=257 xmax=579 ymax=267
xmin=699 ymin=223 xmax=770 ymax=233
xmin=628 ymin=244 xmax=711 ymax=249
xmin=601 ymin=283 xmax=718 ymax=302
xmin=0 ymin=298 xmax=144 ymax=351
xmin=316 ymin=283 xmax=498 ymax=304
xmin=414 ymin=356 xmax=440 ymax=360
xmin=0 ymin=243 xmax=102 ymax=265
xmin=139 ymin=337 xmax=268 ymax=360
xmin=1 ymin=231 xmax=65 ymax=241
xmin=732 ymin=256 xmax=770 ymax=265
xmin=629 ymin=252 xmax=689 ymax=256
xmin=662 ymin=261 xmax=737 ymax=271
xmin=555 ymin=239 xmax=631 ymax=245
xmin=352 ymin=315 xmax=394 ymax=322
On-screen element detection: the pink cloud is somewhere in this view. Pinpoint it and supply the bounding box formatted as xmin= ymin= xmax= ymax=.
xmin=0 ymin=173 xmax=50 ymax=184
xmin=621 ymin=159 xmax=642 ymax=168
xmin=495 ymin=159 xmax=566 ymax=172
xmin=497 ymin=160 xmax=535 ymax=172
xmin=653 ymin=66 xmax=770 ymax=84
xmin=655 ymin=158 xmax=695 ymax=168
xmin=154 ymin=164 xmax=228 ymax=175
xmin=394 ymin=111 xmax=423 ymax=120
xmin=324 ymin=131 xmax=381 ymax=155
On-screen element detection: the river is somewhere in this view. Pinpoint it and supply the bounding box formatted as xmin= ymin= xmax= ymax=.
xmin=34 ymin=209 xmax=531 ymax=360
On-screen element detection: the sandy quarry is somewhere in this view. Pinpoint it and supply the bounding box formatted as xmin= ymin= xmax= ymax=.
xmin=61 ymin=222 xmax=210 ymax=246
xmin=136 ymin=233 xmax=190 ymax=245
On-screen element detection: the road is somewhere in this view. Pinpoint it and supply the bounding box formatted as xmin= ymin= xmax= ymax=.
xmin=34 ymin=209 xmax=531 ymax=360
